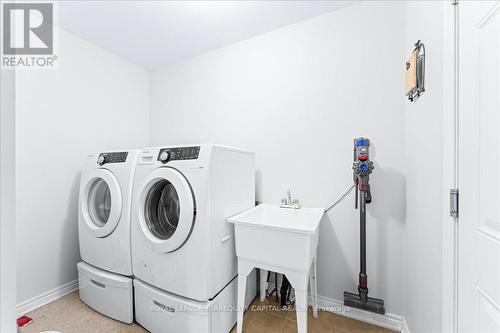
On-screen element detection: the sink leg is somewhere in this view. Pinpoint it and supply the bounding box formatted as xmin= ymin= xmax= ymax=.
xmin=295 ymin=288 xmax=308 ymax=333
xmin=237 ymin=274 xmax=247 ymax=333
xmin=310 ymin=259 xmax=318 ymax=318
xmin=259 ymin=269 xmax=267 ymax=301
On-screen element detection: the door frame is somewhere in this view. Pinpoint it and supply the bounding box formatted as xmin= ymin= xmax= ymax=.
xmin=442 ymin=1 xmax=459 ymax=332
xmin=0 ymin=68 xmax=16 ymax=332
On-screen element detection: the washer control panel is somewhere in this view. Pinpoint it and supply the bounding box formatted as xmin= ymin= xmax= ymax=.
xmin=157 ymin=146 xmax=200 ymax=163
xmin=97 ymin=152 xmax=128 ymax=165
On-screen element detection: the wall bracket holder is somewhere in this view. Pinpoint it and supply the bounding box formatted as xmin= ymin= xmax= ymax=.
xmin=405 ymin=40 xmax=425 ymax=102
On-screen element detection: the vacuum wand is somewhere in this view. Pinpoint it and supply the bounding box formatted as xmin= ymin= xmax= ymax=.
xmin=344 ymin=138 xmax=385 ymax=315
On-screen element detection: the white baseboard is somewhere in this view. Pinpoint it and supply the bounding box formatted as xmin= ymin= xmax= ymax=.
xmin=400 ymin=317 xmax=410 ymax=333
xmin=16 ymin=279 xmax=79 ymax=316
xmin=264 ymin=281 xmax=408 ymax=332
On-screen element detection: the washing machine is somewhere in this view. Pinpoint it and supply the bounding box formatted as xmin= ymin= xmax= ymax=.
xmin=77 ymin=149 xmax=139 ymax=323
xmin=131 ymin=144 xmax=255 ymax=332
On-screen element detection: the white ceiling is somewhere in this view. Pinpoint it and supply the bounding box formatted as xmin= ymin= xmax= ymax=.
xmin=57 ymin=1 xmax=354 ymax=70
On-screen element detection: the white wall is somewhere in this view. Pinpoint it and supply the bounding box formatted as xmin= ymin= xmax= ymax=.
xmin=150 ymin=3 xmax=406 ymax=315
xmin=403 ymin=2 xmax=445 ymax=332
xmin=15 ymin=28 xmax=149 ymax=305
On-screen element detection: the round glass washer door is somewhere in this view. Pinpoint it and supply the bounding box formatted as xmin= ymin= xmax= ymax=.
xmin=138 ymin=167 xmax=195 ymax=253
xmin=80 ymin=169 xmax=123 ymax=238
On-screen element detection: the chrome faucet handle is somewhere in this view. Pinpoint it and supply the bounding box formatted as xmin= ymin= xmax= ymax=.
xmin=281 ymin=198 xmax=287 ymax=205
xmin=293 ymin=199 xmax=299 ymax=206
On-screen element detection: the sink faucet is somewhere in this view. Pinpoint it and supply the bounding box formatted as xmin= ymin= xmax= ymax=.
xmin=281 ymin=189 xmax=300 ymax=209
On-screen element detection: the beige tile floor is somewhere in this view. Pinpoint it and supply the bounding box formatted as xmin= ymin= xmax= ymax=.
xmin=20 ymin=291 xmax=396 ymax=333
xmin=229 ymin=298 xmax=396 ymax=333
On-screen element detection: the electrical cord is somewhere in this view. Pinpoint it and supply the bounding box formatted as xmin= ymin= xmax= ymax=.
xmin=324 ymin=184 xmax=356 ymax=213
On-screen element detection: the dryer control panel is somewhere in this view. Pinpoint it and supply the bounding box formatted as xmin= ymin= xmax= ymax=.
xmin=97 ymin=152 xmax=128 ymax=165
xmin=158 ymin=146 xmax=200 ymax=164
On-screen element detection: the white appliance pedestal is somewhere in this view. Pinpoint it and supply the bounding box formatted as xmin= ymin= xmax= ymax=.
xmin=134 ymin=272 xmax=256 ymax=333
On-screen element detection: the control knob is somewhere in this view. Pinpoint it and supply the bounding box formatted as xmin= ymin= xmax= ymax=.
xmin=97 ymin=155 xmax=106 ymax=166
xmin=159 ymin=150 xmax=170 ymax=163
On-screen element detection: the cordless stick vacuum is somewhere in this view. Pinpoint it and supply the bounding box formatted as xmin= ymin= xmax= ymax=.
xmin=343 ymin=138 xmax=385 ymax=315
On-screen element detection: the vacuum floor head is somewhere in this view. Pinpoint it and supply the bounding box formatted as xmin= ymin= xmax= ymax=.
xmin=344 ymin=291 xmax=385 ymax=315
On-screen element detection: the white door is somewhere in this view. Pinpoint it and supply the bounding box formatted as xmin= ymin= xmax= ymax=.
xmin=137 ymin=167 xmax=195 ymax=253
xmin=459 ymin=1 xmax=500 ymax=331
xmin=80 ymin=169 xmax=123 ymax=238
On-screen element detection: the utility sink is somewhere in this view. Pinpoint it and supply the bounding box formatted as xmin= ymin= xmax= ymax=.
xmin=228 ymin=203 xmax=324 ymax=271
xmin=228 ymin=203 xmax=325 ymax=333
xmin=229 ymin=203 xmax=325 ymax=234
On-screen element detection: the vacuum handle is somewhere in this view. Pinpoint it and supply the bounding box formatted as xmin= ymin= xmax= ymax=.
xmin=360 ymin=191 xmax=367 ymax=276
